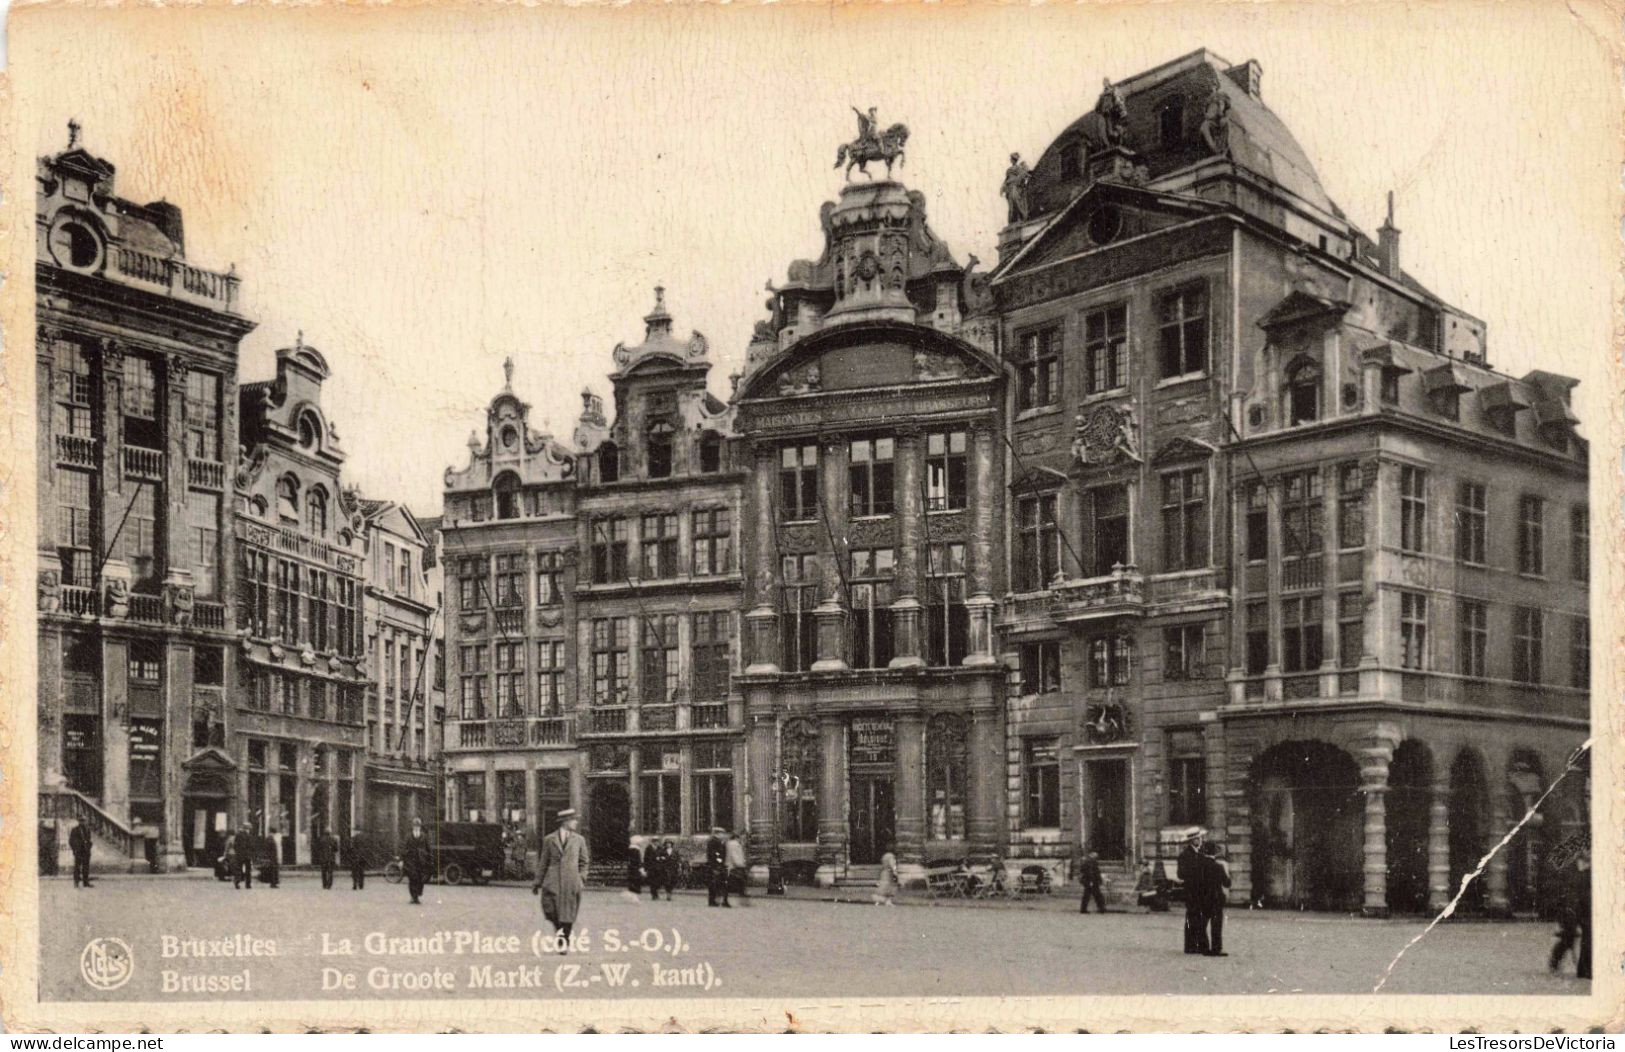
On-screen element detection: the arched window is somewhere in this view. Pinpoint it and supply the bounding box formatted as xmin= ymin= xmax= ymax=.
xmin=276 ymin=476 xmax=299 ymax=521
xmin=493 ymin=471 xmax=520 ymax=520
xmin=698 ymin=431 xmax=723 ymax=474
xmin=297 ymin=412 xmax=321 ymax=450
xmin=926 ymin=714 xmax=968 ymax=841
xmin=1285 ymin=357 xmax=1321 ymax=426
xmin=599 ymin=442 xmax=619 ymax=484
xmin=305 ymin=487 xmax=328 ymax=535
xmin=781 ymin=719 xmax=821 ymax=843
xmin=646 ymin=422 xmax=674 ymax=479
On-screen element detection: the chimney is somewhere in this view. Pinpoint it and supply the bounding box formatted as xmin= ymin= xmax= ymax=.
xmin=1377 ymin=191 xmax=1401 ymax=279
xmin=1225 ymin=59 xmax=1262 ymax=99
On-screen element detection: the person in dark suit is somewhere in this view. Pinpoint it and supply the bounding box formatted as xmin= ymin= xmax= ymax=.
xmin=1078 ymin=850 xmax=1106 ymax=913
xmin=403 ymin=817 xmax=433 ymax=904
xmin=261 ymin=830 xmax=281 ymax=888
xmin=348 ymin=827 xmax=367 ymax=890
xmin=233 ymin=825 xmax=253 ymax=888
xmin=1200 ymin=841 xmax=1232 ymax=957
xmin=69 ymin=817 xmax=93 ymax=888
xmin=1549 ymin=850 xmax=1592 ymax=978
xmin=705 ymin=826 xmax=730 ymax=907
xmin=645 ymin=840 xmax=667 ymax=900
xmin=1177 ymin=829 xmax=1209 ymax=954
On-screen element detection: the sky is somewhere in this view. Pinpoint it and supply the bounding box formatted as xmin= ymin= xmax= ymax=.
xmin=10 ymin=2 xmax=1619 ymax=514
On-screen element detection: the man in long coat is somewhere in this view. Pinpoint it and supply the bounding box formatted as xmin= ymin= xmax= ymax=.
xmin=402 ymin=817 xmax=433 ymax=904
xmin=533 ymin=809 xmax=589 ymax=949
xmin=69 ymin=817 xmax=93 ymax=888
xmin=1177 ymin=829 xmax=1209 ymax=954
xmin=317 ymin=827 xmax=340 ymax=890
xmin=1200 ymin=841 xmax=1232 ymax=957
xmin=1078 ymin=851 xmax=1106 ymax=913
xmin=348 ymin=827 xmax=368 ymax=890
xmin=705 ymin=826 xmax=730 ymax=908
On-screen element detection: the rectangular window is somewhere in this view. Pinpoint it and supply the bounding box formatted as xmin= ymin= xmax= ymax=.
xmin=1084 ymin=303 xmax=1129 ymax=394
xmin=57 ymin=467 xmax=95 ymax=586
xmin=185 ymin=492 xmax=221 ymax=598
xmin=1017 ymin=326 xmax=1061 ymax=410
xmin=275 ymin=559 xmax=300 ymax=645
xmin=925 ymin=542 xmax=968 ymax=667
xmin=1163 ymin=624 xmax=1204 ymax=681
xmin=780 ymin=555 xmax=818 ymax=673
xmin=1458 ymin=599 xmax=1487 ymax=679
xmin=1337 ymin=592 xmax=1364 ymax=670
xmin=925 ymin=431 xmax=967 ymax=512
xmin=691 ymin=508 xmax=732 ymax=577
xmin=1400 ymin=467 xmax=1427 ymax=554
xmin=1281 ymin=469 xmax=1323 ymax=565
xmin=457 ymin=556 xmax=488 ymax=611
xmin=639 ymin=614 xmax=680 ymax=705
xmin=592 ymin=617 xmax=629 ymax=706
xmin=1157 ymin=284 xmax=1209 ymax=378
xmin=1168 ymin=754 xmax=1206 ymax=827
xmin=536 ymin=640 xmax=565 ymax=715
xmin=1019 ymin=641 xmax=1061 ymax=694
xmin=1088 ymin=634 xmax=1133 ymax=688
xmin=1022 ymin=738 xmax=1060 ymax=828
xmin=1161 ymin=468 xmax=1208 ymax=572
xmin=1016 ymin=493 xmax=1059 ymax=591
xmin=184 ymin=369 xmax=221 ymax=461
xmin=850 ymin=547 xmax=895 ymax=670
xmin=1518 ymin=495 xmax=1545 ymax=575
xmin=1245 ymin=601 xmax=1269 ymax=675
xmin=1512 ymin=606 xmax=1542 ymax=684
xmin=54 ymin=341 xmax=94 ymax=439
xmin=1090 ymin=485 xmax=1130 ymax=575
xmin=1571 ymin=615 xmax=1590 ymax=690
xmin=122 ymin=354 xmax=159 ymax=423
xmin=592 ymin=517 xmax=629 ymax=583
xmin=779 ymin=444 xmax=819 ymax=521
xmin=1456 ymin=481 xmax=1487 ymax=565
xmin=690 ymin=611 xmax=730 ymax=702
xmin=1400 ymin=591 xmax=1428 ymax=671
xmin=1338 ymin=463 xmax=1365 ymax=549
xmin=692 ymin=742 xmax=734 ymax=834
xmin=536 ymin=551 xmax=564 ymax=604
xmin=1245 ymin=481 xmax=1268 ymax=562
xmin=397 ymin=548 xmax=411 ymax=591
xmin=848 ymin=437 xmax=895 ymax=518
xmin=1571 ymin=506 xmax=1590 ymax=582
xmin=306 ymin=568 xmax=330 ymax=652
xmin=639 ymin=513 xmax=679 ymax=580
xmin=116 ymin=483 xmax=160 ymax=589
xmin=1281 ymin=596 xmax=1323 ymax=673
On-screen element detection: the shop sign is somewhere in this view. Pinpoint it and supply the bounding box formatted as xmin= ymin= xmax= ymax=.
xmin=129 ymin=720 xmax=162 ymax=759
xmin=850 ymin=718 xmax=894 ymax=765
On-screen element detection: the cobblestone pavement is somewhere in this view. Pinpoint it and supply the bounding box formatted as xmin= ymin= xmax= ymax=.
xmin=41 ymin=873 xmax=1588 ymax=1003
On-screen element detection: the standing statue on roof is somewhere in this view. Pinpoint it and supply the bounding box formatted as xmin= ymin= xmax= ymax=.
xmin=1001 ymin=153 xmax=1033 ymax=224
xmin=1200 ymin=87 xmax=1232 ymax=157
xmin=1095 ymin=78 xmax=1130 ymax=148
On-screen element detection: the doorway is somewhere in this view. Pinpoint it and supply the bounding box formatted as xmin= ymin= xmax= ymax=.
xmin=1085 ymin=759 xmax=1128 ymax=861
xmin=63 ymin=714 xmax=103 ymax=798
xmin=848 ymin=775 xmax=894 ymax=864
xmin=588 ymin=779 xmax=630 ymax=863
xmin=183 ymin=799 xmax=229 ymax=868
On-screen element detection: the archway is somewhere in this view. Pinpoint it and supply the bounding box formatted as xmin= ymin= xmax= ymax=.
xmin=587 ymin=780 xmax=630 ymax=865
xmin=1448 ymin=749 xmax=1491 ymax=912
xmin=1386 ymin=739 xmax=1433 ymax=913
xmin=1248 ymin=740 xmax=1363 ymax=910
xmin=1504 ymin=750 xmax=1550 ymax=916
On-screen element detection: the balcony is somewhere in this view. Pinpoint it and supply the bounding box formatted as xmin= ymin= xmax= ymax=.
xmin=110 ymin=245 xmax=241 ymax=313
xmin=1052 ymin=566 xmax=1145 ymax=624
xmin=690 ymin=702 xmax=730 ymax=729
xmin=61 ymin=585 xmax=97 ymax=617
xmin=129 ymin=593 xmax=164 ymax=623
xmin=56 ymin=434 xmax=97 ymax=467
xmin=998 ymin=591 xmax=1059 ymax=633
xmin=532 ymin=715 xmax=574 ymax=746
xmin=187 ymin=458 xmax=225 ymax=491
xmin=123 ymin=445 xmax=164 ymax=481
xmin=457 ymin=722 xmax=488 ymax=748
xmin=493 ymin=608 xmax=526 ymax=635
xmin=641 ymin=705 xmax=677 ymax=731
xmin=1146 ymin=568 xmax=1226 ymax=610
xmin=1281 ymin=554 xmax=1323 ymax=592
xmin=194 ymin=601 xmax=226 ymax=630
xmin=588 ymin=707 xmax=629 ymax=734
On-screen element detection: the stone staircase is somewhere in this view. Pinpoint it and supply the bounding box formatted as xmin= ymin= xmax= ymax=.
xmin=39 ymin=787 xmax=156 ymax=874
xmin=833 ymin=863 xmax=880 ymax=889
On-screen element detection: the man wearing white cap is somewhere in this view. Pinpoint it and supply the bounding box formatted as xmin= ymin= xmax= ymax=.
xmin=533 ymin=808 xmax=590 ymax=950
xmin=1176 ymin=828 xmax=1209 ymax=955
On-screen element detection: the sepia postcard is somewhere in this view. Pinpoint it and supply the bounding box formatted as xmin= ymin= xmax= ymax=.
xmin=0 ymin=0 xmax=1620 ymax=1034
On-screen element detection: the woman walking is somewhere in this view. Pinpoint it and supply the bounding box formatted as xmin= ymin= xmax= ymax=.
xmin=873 ymin=846 xmax=899 ymax=906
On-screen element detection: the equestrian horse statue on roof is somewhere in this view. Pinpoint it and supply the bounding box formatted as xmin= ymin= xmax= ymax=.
xmin=834 ymin=106 xmax=909 ymax=180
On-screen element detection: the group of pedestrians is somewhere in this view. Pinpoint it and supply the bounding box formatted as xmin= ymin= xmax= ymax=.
xmin=222 ymin=825 xmax=282 ymax=889
xmin=625 ymin=835 xmax=681 ymax=901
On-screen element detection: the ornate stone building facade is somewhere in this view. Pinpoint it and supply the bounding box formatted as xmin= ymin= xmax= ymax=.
xmin=35 ymin=127 xmax=252 ymax=872
xmin=441 ymin=362 xmax=583 ymax=845
xmin=358 ymin=499 xmax=443 ymax=853
xmin=233 ymin=339 xmax=370 ymax=865
xmin=571 ymin=292 xmax=746 ymax=871
xmin=989 ymin=49 xmax=1589 ymax=913
xmin=733 ymin=171 xmax=1007 ymax=886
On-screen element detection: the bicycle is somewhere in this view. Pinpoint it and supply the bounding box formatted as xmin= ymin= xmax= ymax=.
xmin=384 ymin=857 xmax=404 ymax=884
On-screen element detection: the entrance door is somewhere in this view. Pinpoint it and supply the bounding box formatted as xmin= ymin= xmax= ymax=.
xmin=1086 ymin=760 xmax=1128 ymax=861
xmin=183 ymin=800 xmax=228 ymax=868
xmin=588 ymin=780 xmax=630 ymax=863
xmin=848 ymin=776 xmax=895 ymax=864
xmin=63 ymin=715 xmax=103 ymax=798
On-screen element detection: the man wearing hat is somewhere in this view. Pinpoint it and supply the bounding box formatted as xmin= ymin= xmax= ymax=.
xmin=1176 ymin=828 xmax=1210 ymax=955
xmin=705 ymin=826 xmax=730 ymax=908
xmin=533 ymin=809 xmax=590 ymax=949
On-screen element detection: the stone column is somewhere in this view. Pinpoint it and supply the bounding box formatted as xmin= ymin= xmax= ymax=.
xmin=1319 ymin=464 xmax=1341 ymax=698
xmin=1359 ymin=460 xmax=1386 ymax=697
xmin=1264 ymin=477 xmax=1285 ymax=701
xmin=894 ymin=714 xmax=925 ymax=880
xmin=1484 ymin=795 xmax=1512 ymax=916
xmin=161 ymin=642 xmax=194 ymax=872
xmin=1224 ymin=743 xmax=1254 ymax=906
xmin=746 ymin=713 xmax=776 ymax=876
xmin=964 ymin=422 xmax=999 ymax=666
xmin=965 ymin=708 xmax=1000 ymax=852
xmin=102 ymin=637 xmax=132 ymax=826
xmin=1427 ymin=776 xmax=1452 ymax=911
xmin=890 ymin=431 xmax=924 ymax=667
xmin=745 ymin=444 xmax=780 ymax=674
xmin=1359 ymin=742 xmax=1392 ymax=917
xmin=815 ymin=715 xmax=846 ymax=882
xmin=627 ymin=747 xmax=642 ymax=834
xmin=812 ymin=436 xmax=849 ymax=671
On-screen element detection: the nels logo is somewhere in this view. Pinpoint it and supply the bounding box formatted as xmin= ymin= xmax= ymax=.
xmin=80 ymin=937 xmax=133 ymax=991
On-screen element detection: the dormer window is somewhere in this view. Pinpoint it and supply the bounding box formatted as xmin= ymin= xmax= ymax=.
xmin=699 ymin=431 xmax=723 ymax=474
xmin=647 ymin=422 xmax=674 ymax=479
xmin=1285 ymin=357 xmax=1321 ymax=425
xmin=1058 ymin=138 xmax=1082 ymax=180
xmin=276 ymin=476 xmax=299 ymax=521
xmin=305 ymin=487 xmax=328 ymax=536
xmin=1157 ymin=98 xmax=1184 ymax=146
xmin=493 ymin=471 xmax=520 ymax=520
xmin=599 ymin=442 xmax=620 ymax=484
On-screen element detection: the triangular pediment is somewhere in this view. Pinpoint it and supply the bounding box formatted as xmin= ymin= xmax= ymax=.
xmin=1257 ymin=289 xmax=1350 ymax=332
xmin=183 ymin=746 xmax=237 ymax=772
xmin=994 ymin=183 xmax=1224 ymax=282
xmin=1150 ymin=436 xmax=1217 ymax=465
